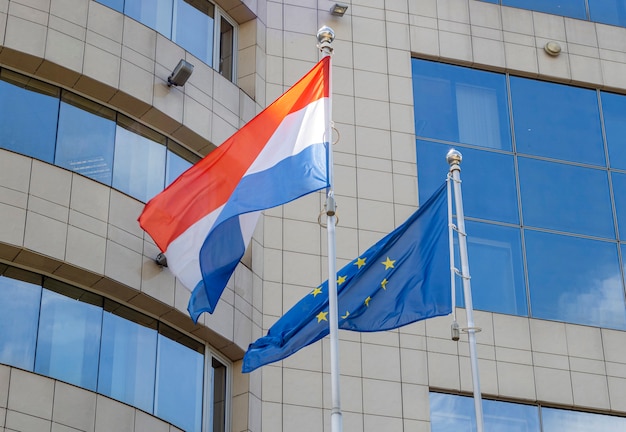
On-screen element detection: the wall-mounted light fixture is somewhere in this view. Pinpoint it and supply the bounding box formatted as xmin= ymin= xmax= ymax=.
xmin=167 ymin=59 xmax=194 ymax=87
xmin=330 ymin=3 xmax=348 ymax=16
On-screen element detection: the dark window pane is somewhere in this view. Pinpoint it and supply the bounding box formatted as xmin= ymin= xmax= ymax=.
xmin=55 ymin=93 xmax=116 ymax=184
xmin=589 ymin=0 xmax=626 ymax=27
xmin=417 ymin=141 xmax=519 ymax=224
xmin=212 ymin=358 xmax=227 ymax=432
xmin=98 ymin=311 xmax=158 ymax=412
xmin=112 ymin=117 xmax=167 ymax=202
xmin=173 ymin=0 xmax=214 ymax=65
xmin=543 ymin=406 xmax=626 ymax=431
xmin=456 ymin=221 xmax=527 ymax=316
xmin=35 ymin=289 xmax=103 ymax=390
xmin=125 ymin=0 xmax=173 ymax=37
xmin=518 ymin=157 xmax=614 ymax=238
xmin=94 ymin=0 xmax=123 ymax=12
xmin=0 ymin=70 xmax=59 ymax=163
xmin=155 ymin=333 xmax=204 ymax=432
xmin=601 ymin=91 xmax=626 ymax=170
xmin=429 ymin=393 xmax=541 ymax=432
xmin=219 ymin=17 xmax=234 ymax=80
xmin=412 ymin=59 xmax=511 ymax=150
xmin=0 ymin=275 xmax=41 ymax=370
xmin=502 ymin=0 xmax=587 ymax=19
xmin=511 ymin=77 xmax=605 ymax=165
xmin=526 ymin=230 xmax=626 ymax=329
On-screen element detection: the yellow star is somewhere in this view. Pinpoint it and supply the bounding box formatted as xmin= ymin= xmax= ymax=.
xmin=311 ymin=287 xmax=323 ymax=297
xmin=316 ymin=311 xmax=328 ymax=322
xmin=341 ymin=311 xmax=350 ymax=319
xmin=364 ymin=296 xmax=371 ymax=307
xmin=381 ymin=257 xmax=395 ymax=270
xmin=354 ymin=257 xmax=366 ymax=269
xmin=381 ymin=278 xmax=388 ymax=290
xmin=337 ymin=275 xmax=347 ymax=285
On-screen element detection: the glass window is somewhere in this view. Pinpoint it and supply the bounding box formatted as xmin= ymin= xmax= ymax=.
xmin=95 ymin=0 xmax=124 ymax=12
xmin=155 ymin=328 xmax=204 ymax=432
xmin=173 ymin=0 xmax=215 ymax=65
xmin=611 ymin=172 xmax=626 ymax=240
xmin=0 ymin=269 xmax=42 ymax=370
xmin=601 ymin=91 xmax=626 ymax=171
xmin=502 ymin=0 xmax=587 ymax=19
xmin=417 ymin=141 xmax=519 ymax=224
xmin=211 ymin=358 xmax=227 ymax=432
xmin=166 ymin=141 xmax=197 ymax=186
xmin=542 ymin=406 xmax=626 ymax=431
xmin=0 ymin=69 xmax=60 ymax=163
xmin=219 ymin=17 xmax=234 ymax=81
xmin=125 ymin=0 xmax=173 ymax=37
xmin=510 ymin=77 xmax=605 ymax=166
xmin=55 ymin=92 xmax=116 ymax=185
xmin=456 ymin=221 xmax=527 ymax=316
xmin=112 ymin=116 xmax=167 ymax=202
xmin=35 ymin=284 xmax=103 ymax=391
xmin=98 ymin=304 xmax=158 ymax=413
xmin=525 ymin=230 xmax=626 ymax=329
xmin=429 ymin=392 xmax=541 ymax=432
xmin=589 ymin=0 xmax=626 ymax=27
xmin=518 ymin=157 xmax=615 ymax=238
xmin=412 ymin=59 xmax=511 ymax=150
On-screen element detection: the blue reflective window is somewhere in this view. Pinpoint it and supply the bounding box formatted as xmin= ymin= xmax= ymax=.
xmin=0 ymin=273 xmax=41 ymax=370
xmin=511 ymin=77 xmax=605 ymax=166
xmin=35 ymin=288 xmax=103 ymax=390
xmin=417 ymin=141 xmax=519 ymax=224
xmin=525 ymin=230 xmax=626 ymax=329
xmin=412 ymin=59 xmax=511 ymax=150
xmin=430 ymin=392 xmax=541 ymax=432
xmin=112 ymin=120 xmax=167 ymax=202
xmin=502 ymin=0 xmax=587 ymax=19
xmin=55 ymin=94 xmax=116 ymax=185
xmin=98 ymin=310 xmax=157 ymax=412
xmin=166 ymin=149 xmax=194 ymax=187
xmin=173 ymin=0 xmax=214 ymax=66
xmin=518 ymin=157 xmax=615 ymax=238
xmin=589 ymin=0 xmax=626 ymax=27
xmin=611 ymin=172 xmax=626 ymax=240
xmin=0 ymin=71 xmax=59 ymax=163
xmin=125 ymin=0 xmax=173 ymax=37
xmin=155 ymin=333 xmax=204 ymax=432
xmin=542 ymin=406 xmax=626 ymax=431
xmin=601 ymin=91 xmax=626 ymax=171
xmin=456 ymin=221 xmax=527 ymax=316
xmin=95 ymin=0 xmax=123 ymax=12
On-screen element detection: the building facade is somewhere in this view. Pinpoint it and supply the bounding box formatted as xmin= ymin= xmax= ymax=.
xmin=2 ymin=0 xmax=626 ymax=431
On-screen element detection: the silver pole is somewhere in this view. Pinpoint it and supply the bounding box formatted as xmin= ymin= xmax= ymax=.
xmin=317 ymin=26 xmax=343 ymax=432
xmin=446 ymin=149 xmax=484 ymax=432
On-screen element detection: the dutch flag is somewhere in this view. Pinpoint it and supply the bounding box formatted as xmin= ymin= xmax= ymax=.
xmin=139 ymin=57 xmax=330 ymax=322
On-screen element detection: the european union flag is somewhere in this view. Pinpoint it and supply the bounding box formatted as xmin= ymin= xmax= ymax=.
xmin=242 ymin=183 xmax=451 ymax=373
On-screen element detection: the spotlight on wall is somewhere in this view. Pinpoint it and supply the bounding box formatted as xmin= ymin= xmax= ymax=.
xmin=330 ymin=3 xmax=348 ymax=16
xmin=155 ymin=253 xmax=168 ymax=267
xmin=167 ymin=59 xmax=194 ymax=87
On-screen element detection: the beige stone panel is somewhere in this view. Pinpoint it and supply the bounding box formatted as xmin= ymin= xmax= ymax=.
xmin=24 ymin=211 xmax=67 ymax=259
xmin=533 ymin=352 xmax=569 ymax=370
xmin=356 ymin=198 xmax=394 ymax=233
xmin=122 ymin=16 xmax=155 ymax=61
xmin=104 ymin=239 xmax=142 ymax=289
xmin=52 ymin=381 xmax=96 ymax=432
xmin=283 ymin=404 xmax=322 ymax=432
xmin=533 ymin=10 xmax=566 ymax=40
xmin=409 ymin=26 xmax=440 ymax=59
xmin=498 ymin=361 xmax=536 ymax=400
xmin=428 ymin=351 xmax=460 ymax=390
xmin=0 ymin=203 xmax=25 ymax=249
xmin=439 ymin=30 xmax=472 ymax=64
xmin=493 ymin=314 xmax=531 ymax=350
xmin=390 ymin=102 xmax=415 ymax=134
xmin=0 ymin=365 xmax=9 ymax=408
xmin=4 ymin=16 xmax=46 ymax=69
xmin=608 ymin=376 xmax=626 ymax=411
xmin=566 ymin=323 xmax=604 ymax=360
xmin=134 ymin=410 xmax=169 ymax=432
xmin=361 ymin=343 xmax=401 ymax=381
xmin=387 ymin=20 xmax=410 ymax=50
xmin=86 ymin=1 xmax=122 ymax=43
xmin=601 ymin=59 xmax=626 ymax=91
xmin=537 ymin=45 xmax=571 ymax=82
xmin=65 ymin=225 xmax=105 ymax=274
xmin=6 ymin=410 xmax=52 ymax=431
xmin=504 ymin=42 xmax=538 ymax=76
xmin=602 ymin=328 xmax=626 ymax=363
xmin=283 ymin=368 xmax=323 ymax=408
xmin=140 ymin=252 xmax=176 ymax=306
xmin=472 ymin=36 xmax=506 ymax=70
xmin=8 ymin=1 xmax=48 ymax=25
xmin=534 ymin=366 xmax=573 ymax=405
xmin=8 ymin=369 xmax=54 ymax=420
xmin=94 ymin=395 xmax=134 ymax=432
xmin=596 ymin=23 xmax=626 ymax=53
xmin=82 ymin=43 xmax=120 ymax=90
xmin=572 ymin=371 xmax=610 ymax=410
xmin=362 ymin=377 xmax=402 ymax=417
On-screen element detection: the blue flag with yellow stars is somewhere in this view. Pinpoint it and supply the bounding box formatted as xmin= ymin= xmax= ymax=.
xmin=242 ymin=182 xmax=450 ymax=373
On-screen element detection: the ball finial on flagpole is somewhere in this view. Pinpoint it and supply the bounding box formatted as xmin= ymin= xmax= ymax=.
xmin=446 ymin=148 xmax=462 ymax=166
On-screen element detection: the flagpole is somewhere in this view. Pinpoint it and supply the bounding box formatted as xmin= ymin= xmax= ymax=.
xmin=317 ymin=26 xmax=343 ymax=432
xmin=446 ymin=149 xmax=484 ymax=432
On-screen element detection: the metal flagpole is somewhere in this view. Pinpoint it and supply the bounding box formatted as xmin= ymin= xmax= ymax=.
xmin=317 ymin=26 xmax=343 ymax=432
xmin=446 ymin=149 xmax=485 ymax=432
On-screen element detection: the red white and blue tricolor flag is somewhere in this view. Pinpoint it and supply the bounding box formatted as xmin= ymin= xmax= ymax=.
xmin=139 ymin=57 xmax=330 ymax=322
